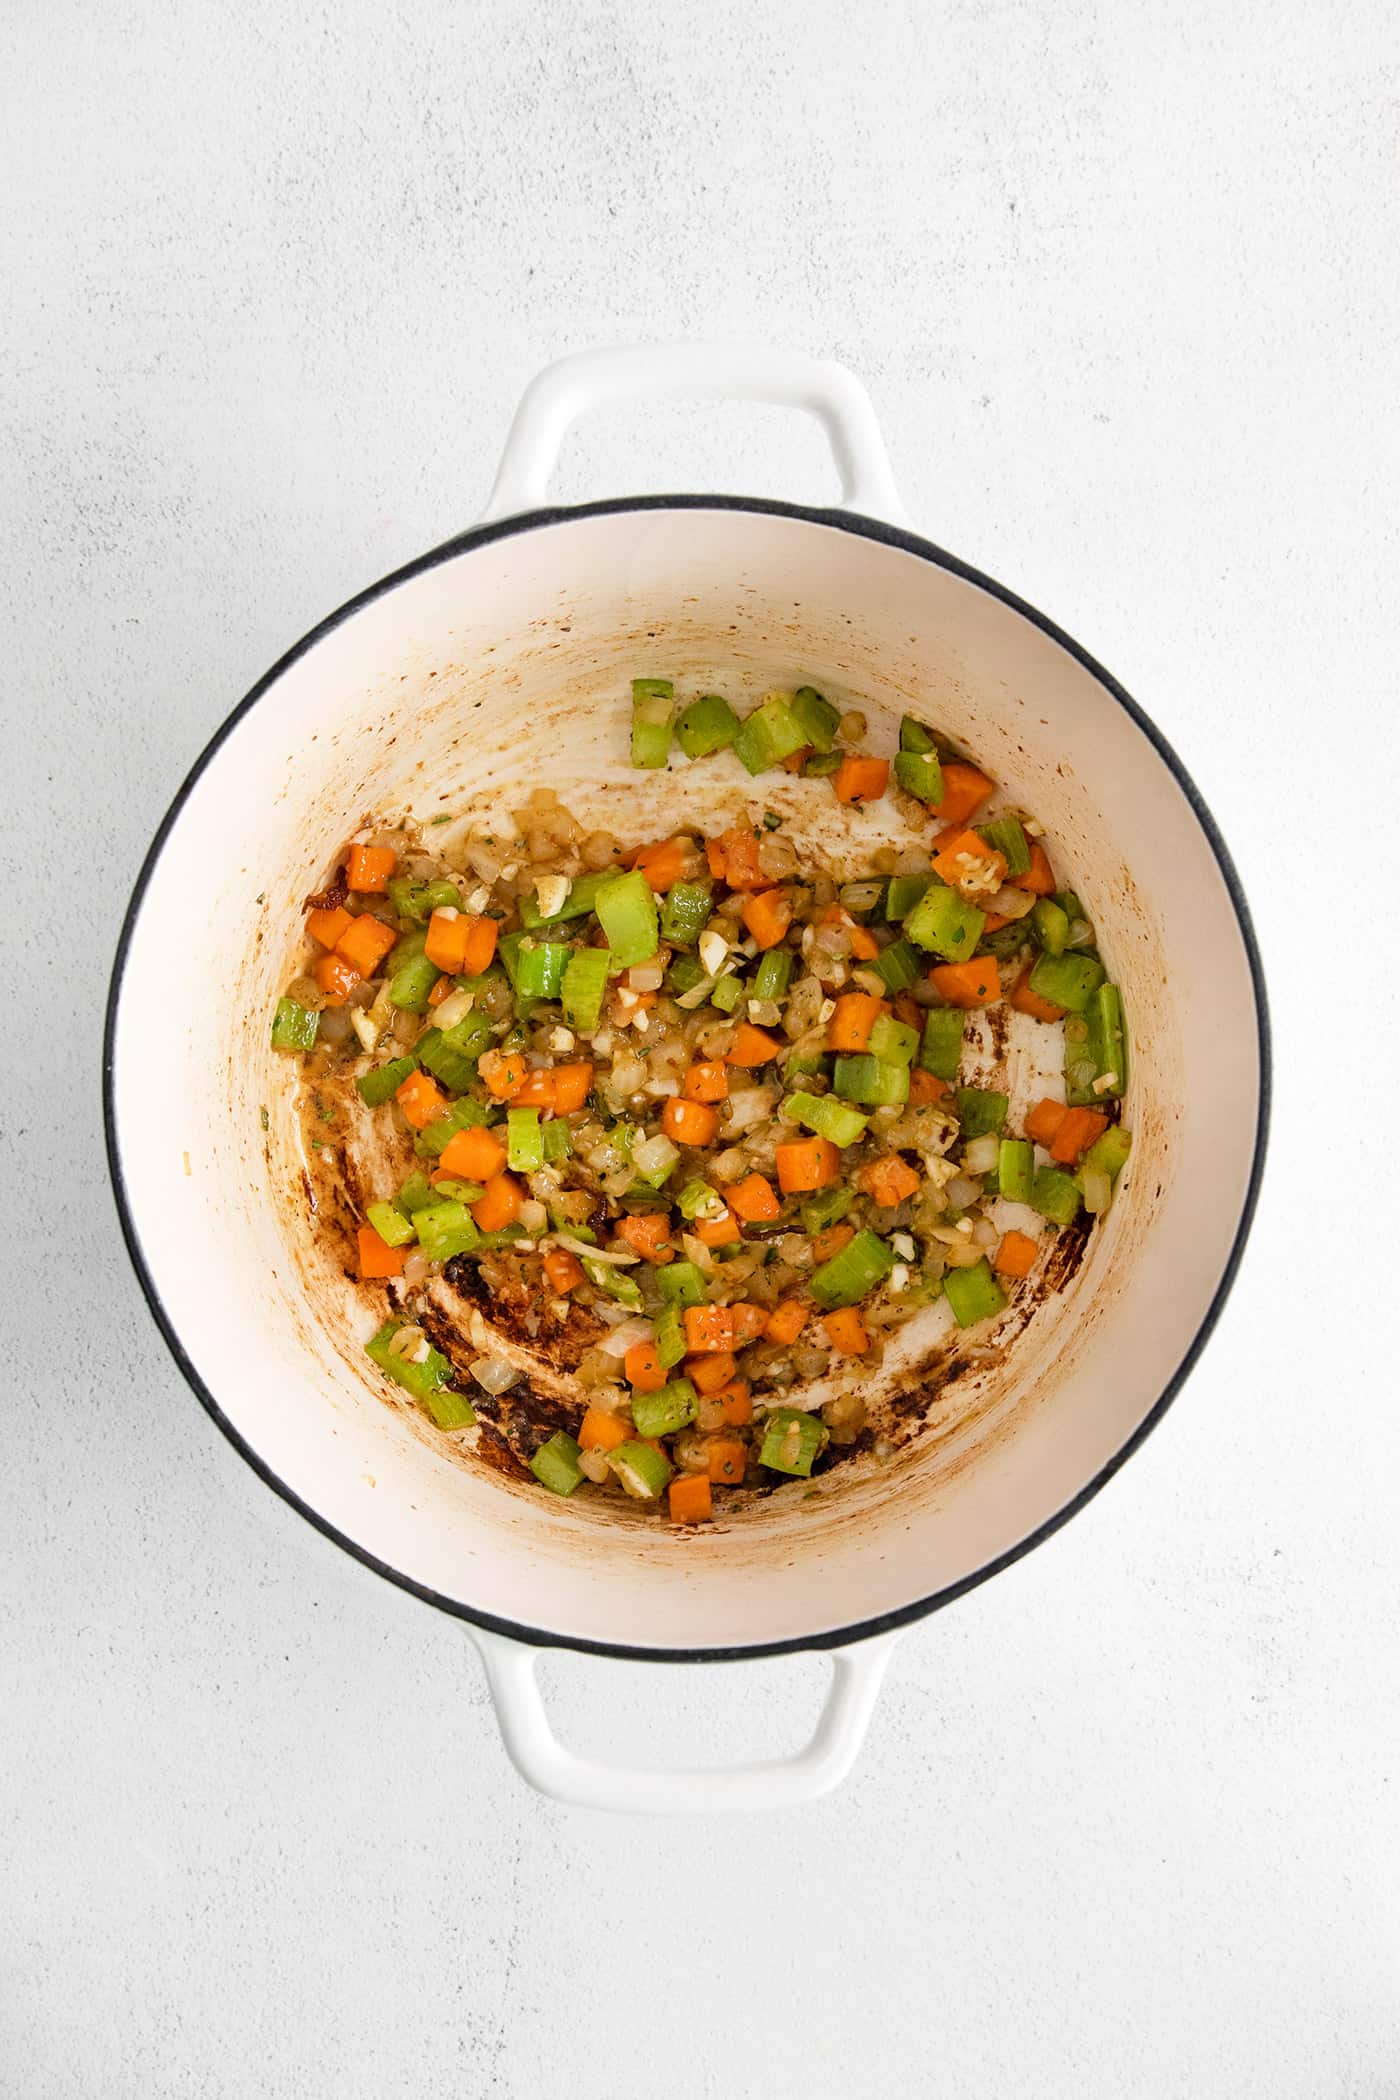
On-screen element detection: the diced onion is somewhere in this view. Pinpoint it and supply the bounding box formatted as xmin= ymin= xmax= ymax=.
xmin=962 ymin=1134 xmax=1000 ymax=1176
xmin=470 ymin=1356 xmax=520 ymax=1394
xmin=627 ymin=960 xmax=666 ymax=993
xmin=724 ymin=1087 xmax=777 ymax=1134
xmin=632 ymin=1132 xmax=680 ymax=1182
xmin=1081 ymin=1166 xmax=1112 ymax=1215
xmin=945 ymin=1174 xmax=981 ymax=1209
xmin=598 ymin=1317 xmax=655 ymax=1358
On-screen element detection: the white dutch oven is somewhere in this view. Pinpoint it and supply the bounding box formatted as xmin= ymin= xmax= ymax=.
xmin=105 ymin=346 xmax=1268 ymax=1813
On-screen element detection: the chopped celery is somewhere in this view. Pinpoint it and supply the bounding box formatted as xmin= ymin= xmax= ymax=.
xmin=630 ymin=1136 xmax=679 ymax=1192
xmin=976 ymin=816 xmax=1031 ymax=878
xmin=518 ymin=870 xmax=614 ymax=930
xmin=801 ymin=1185 xmax=854 ymax=1235
xmin=271 ymin=997 xmax=319 ymax=1052
xmin=802 ymin=750 xmax=842 ymax=777
xmin=983 ymin=921 xmax=1034 ymax=960
xmin=791 ymin=685 xmax=841 ymax=752
xmin=507 ymin=1107 xmax=543 ymax=1172
xmin=424 ymin=1386 xmax=478 ymax=1431
xmin=385 ymin=927 xmax=429 ymax=973
xmin=512 ymin=940 xmax=570 ymax=1001
xmin=1028 ymin=951 xmax=1105 ymax=1013
xmin=955 ymin=1087 xmax=1009 ymax=1138
xmin=1031 ymin=1166 xmax=1082 ymax=1226
xmin=996 ymin=1138 xmax=1034 ymax=1202
xmin=781 ymin=1089 xmax=870 ymax=1148
xmin=893 ymin=749 xmax=944 ymax=804
xmin=388 ymin=953 xmax=440 ymax=1011
xmin=394 ymin=1169 xmax=438 ymax=1216
xmin=759 ymin=1408 xmax=828 ymax=1477
xmin=429 ymin=1177 xmax=484 ymax=1205
xmin=631 ymin=1377 xmax=697 ymax=1438
xmin=530 ymin=1431 xmax=584 ymax=1495
xmin=1054 ymin=890 xmax=1085 ymax=926
xmin=885 ymin=872 xmax=932 ymax=923
xmin=899 ymin=715 xmax=937 ymax=752
xmin=386 ymin=876 xmax=461 ymax=922
xmin=594 ymin=870 xmax=659 ymax=968
xmin=657 ymin=1259 xmax=706 ymax=1307
xmin=918 ymin=1006 xmax=965 ymax=1081
xmin=809 ymin=1228 xmax=896 ymax=1308
xmin=710 ymin=973 xmax=744 ymax=1014
xmin=752 ymin=948 xmax=794 ymax=1004
xmin=417 ymin=1020 xmax=490 ymax=1092
xmin=581 ymin=1257 xmax=644 ymax=1311
xmin=903 ymin=883 xmax=985 ymax=961
xmin=1086 ymin=983 xmax=1128 ymax=1096
xmin=867 ymin=1013 xmax=918 ymax=1067
xmin=610 ymin=1440 xmax=673 ymax=1499
xmin=653 ymin=1302 xmax=688 ymax=1370
xmin=356 ymin=1055 xmax=416 ymax=1107
xmin=832 ymin=1054 xmax=910 ymax=1107
xmin=870 ymin=937 xmax=920 ymax=993
xmin=415 ymin=1096 xmax=496 ymax=1158
xmin=1082 ymin=1125 xmax=1132 ymax=1182
xmin=674 ymin=1179 xmax=720 ymax=1224
xmin=477 ymin=1227 xmax=528 ymax=1250
xmin=366 ymin=1319 xmax=454 ymax=1406
xmin=541 ymin=1118 xmax=573 ymax=1163
xmin=414 ymin=1200 xmax=482 ymax=1264
xmin=366 ymin=1200 xmax=416 ymax=1248
xmin=783 ymin=1050 xmax=826 ymax=1086
xmin=666 ymin=953 xmax=707 ymax=996
xmin=1063 ymin=1016 xmax=1100 ymax=1108
xmin=674 ymin=692 xmax=740 ymax=758
xmin=661 ymin=881 xmax=712 ymax=947
xmin=943 ymin=1258 xmax=1007 ymax=1328
xmin=1031 ymin=897 xmax=1070 ymax=956
xmin=733 ymin=692 xmax=808 ymax=775
xmin=631 ymin=677 xmax=674 ymax=768
xmin=561 ymin=946 xmax=612 ymax=1031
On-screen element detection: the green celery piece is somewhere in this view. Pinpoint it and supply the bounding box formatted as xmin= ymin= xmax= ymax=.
xmin=674 ymin=692 xmax=740 ymax=758
xmin=424 ymin=1386 xmax=478 ymax=1431
xmin=976 ymin=816 xmax=1031 ymax=878
xmin=661 ymin=881 xmax=711 ymax=947
xmin=631 ymin=1377 xmax=697 ymax=1439
xmin=271 ymin=997 xmax=319 ymax=1052
xmin=838 ymin=878 xmax=886 ymax=918
xmin=1031 ymin=897 xmax=1070 ymax=955
xmin=899 ymin=715 xmax=937 ymax=752
xmin=893 ymin=749 xmax=944 ymax=804
xmin=541 ymin=1119 xmax=572 ymax=1164
xmin=386 ymin=876 xmax=462 ymax=923
xmin=394 ymin=1169 xmax=438 ymax=1217
xmin=919 ymin=1006 xmax=965 ymax=1081
xmin=594 ymin=870 xmax=659 ymax=969
xmin=388 ymin=953 xmax=440 ymax=1011
xmin=790 ymin=686 xmax=841 ymax=752
xmin=809 ymin=1228 xmax=896 ymax=1308
xmin=385 ymin=927 xmax=429 ymax=973
xmin=416 ymin=1022 xmax=488 ymax=1093
xmin=1031 ymin=1165 xmax=1082 ymax=1226
xmin=365 ymin=1201 xmax=416 ymax=1248
xmin=710 ymin=973 xmax=744 ymax=1014
xmin=801 ymin=1185 xmax=854 ymax=1235
xmin=867 ymin=1013 xmax=918 ymax=1067
xmin=870 ymin=937 xmax=920 ymax=994
xmin=943 ymin=1258 xmax=1007 ymax=1328
xmin=904 ymin=882 xmax=985 ymax=962
xmin=803 ymin=750 xmax=842 ymax=777
xmin=955 ymin=1087 xmax=1009 ymax=1139
xmin=833 ymin=1054 xmax=910 ymax=1108
xmin=513 ymin=940 xmax=570 ymax=1001
xmin=1028 ymin=950 xmax=1105 ymax=1014
xmin=355 ymin=1055 xmax=416 ymax=1107
xmin=759 ymin=1408 xmax=828 ymax=1477
xmin=630 ymin=1141 xmax=678 ymax=1193
xmin=582 ymin=1257 xmax=643 ymax=1311
xmin=610 ymin=1440 xmax=673 ymax=1499
xmin=517 ymin=869 xmax=613 ymax=930
xmin=561 ymin=946 xmax=612 ymax=1031
xmin=996 ymin=1138 xmax=1034 ymax=1202
xmin=781 ymin=1089 xmax=870 ymax=1148
xmin=530 ymin=1431 xmax=584 ymax=1495
xmin=657 ymin=1260 xmax=706 ymax=1308
xmin=1086 ymin=983 xmax=1128 ymax=1096
xmin=1054 ymin=889 xmax=1084 ymax=922
xmin=751 ymin=948 xmax=794 ymax=1004
xmin=983 ymin=922 xmax=1034 ymax=961
xmin=677 ymin=1178 xmax=723 ymax=1222
xmin=783 ymin=1050 xmax=826 ymax=1086
xmin=415 ymin=1097 xmax=497 ymax=1159
xmin=1063 ymin=1016 xmax=1099 ymax=1108
xmin=414 ymin=1201 xmax=482 ymax=1264
xmin=666 ymin=952 xmax=707 ymax=996
xmin=733 ymin=692 xmax=808 ymax=775
xmin=366 ymin=1320 xmax=454 ymax=1408
xmin=428 ymin=1178 xmax=484 ymax=1205
xmin=1082 ymin=1125 xmax=1132 ymax=1181
xmin=885 ymin=872 xmax=932 ymax=923
xmin=507 ymin=1107 xmax=543 ymax=1172
xmin=631 ymin=678 xmax=674 ymax=768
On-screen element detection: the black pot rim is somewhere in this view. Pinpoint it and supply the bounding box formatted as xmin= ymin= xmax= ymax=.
xmin=103 ymin=493 xmax=1271 ymax=1665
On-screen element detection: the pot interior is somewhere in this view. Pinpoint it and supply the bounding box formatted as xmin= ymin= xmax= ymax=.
xmin=110 ymin=504 xmax=1262 ymax=1652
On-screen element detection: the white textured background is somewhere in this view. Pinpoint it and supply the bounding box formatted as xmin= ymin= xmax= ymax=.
xmin=4 ymin=2 xmax=1399 ymax=2095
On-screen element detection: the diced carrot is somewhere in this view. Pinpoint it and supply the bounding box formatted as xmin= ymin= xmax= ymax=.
xmin=616 ymin=1212 xmax=673 ymax=1264
xmin=717 ymin=1380 xmax=754 ymax=1426
xmin=1025 ymin=1097 xmax=1069 ymax=1147
xmin=684 ymin=1305 xmax=737 ymax=1353
xmin=578 ymin=1404 xmax=630 ymax=1450
xmin=668 ymin=1474 xmax=713 ymax=1523
xmin=336 ymin=914 xmax=396 ymax=978
xmin=774 ymin=1136 xmax=840 ymax=1194
xmin=357 ymin=1223 xmax=405 ymax=1278
xmin=728 ymin=1303 xmax=769 ymax=1345
xmin=704 ymin=837 xmax=728 ymax=881
xmin=1049 ymin=1107 xmax=1110 ymax=1165
xmin=624 ymin=1340 xmax=668 ymax=1392
xmin=707 ymin=1438 xmax=748 ymax=1485
xmin=811 ymin=1221 xmax=855 ymax=1263
xmin=633 ymin=837 xmax=690 ymax=893
xmin=823 ymin=1306 xmax=869 ymax=1355
xmin=428 ymin=974 xmax=456 ymax=1006
xmin=741 ymin=889 xmax=792 ymax=951
xmin=424 ymin=910 xmax=469 ymax=973
xmin=1009 ymin=964 xmax=1065 ymax=1022
xmin=725 ymin=1173 xmax=781 ymax=1223
xmin=909 ymin=1067 xmax=950 ymax=1104
xmin=894 ymin=992 xmax=924 ymax=1031
xmin=437 ymin=1124 xmax=506 ymax=1182
xmin=780 ymin=745 xmax=813 ymax=773
xmin=471 ymin=1172 xmax=523 ymax=1233
xmin=510 ymin=1070 xmax=556 ymax=1110
xmin=346 ymin=843 xmax=396 ymax=893
xmin=693 ymin=1207 xmax=740 ymax=1248
xmin=727 ymin=1023 xmax=781 ymax=1067
xmin=828 ymin=990 xmax=887 ymax=1053
xmin=1021 ymin=839 xmax=1056 ymax=895
xmin=714 ymin=827 xmax=770 ymax=890
xmin=993 ymin=1229 xmax=1039 ymax=1280
xmin=765 ymin=1299 xmax=808 ymax=1345
xmin=543 ymin=1248 xmax=585 ymax=1296
xmin=929 ymin=958 xmax=1001 ymax=1008
xmin=312 ymin=951 xmax=359 ymax=1006
xmin=686 ymin=1351 xmax=738 ymax=1395
xmin=816 ymin=902 xmax=849 ymax=924
xmin=833 ymin=754 xmax=890 ymax=805
xmin=395 ymin=1070 xmax=449 ymax=1130
xmin=306 ymin=904 xmax=353 ymax=950
xmin=932 ymin=828 xmax=1007 ymax=889
xmin=683 ymin=1061 xmax=729 ymax=1104
xmin=480 ymin=1047 xmax=530 ymax=1100
xmin=550 ymin=1062 xmax=593 ymax=1114
xmin=662 ymin=1096 xmax=719 ymax=1147
xmin=848 ymin=924 xmax=880 ymax=961
xmin=980 ymin=912 xmax=1011 ymax=934
xmin=459 ymin=915 xmax=499 ymax=976
xmin=856 ymin=1155 xmax=922 ymax=1207
xmin=936 ymin=762 xmax=996 ymax=827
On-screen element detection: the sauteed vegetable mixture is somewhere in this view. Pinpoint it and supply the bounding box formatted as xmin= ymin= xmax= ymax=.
xmin=273 ymin=684 xmax=1131 ymax=1523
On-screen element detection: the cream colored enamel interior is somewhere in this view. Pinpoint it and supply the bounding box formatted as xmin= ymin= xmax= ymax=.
xmin=112 ymin=509 xmax=1261 ymax=1651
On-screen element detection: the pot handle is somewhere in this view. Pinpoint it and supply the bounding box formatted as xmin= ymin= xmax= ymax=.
xmin=479 ymin=342 xmax=905 ymax=525
xmin=470 ymin=1625 xmax=901 ymax=1815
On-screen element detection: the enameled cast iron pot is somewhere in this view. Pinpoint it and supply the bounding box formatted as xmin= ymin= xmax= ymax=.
xmin=105 ymin=346 xmax=1269 ymax=1812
